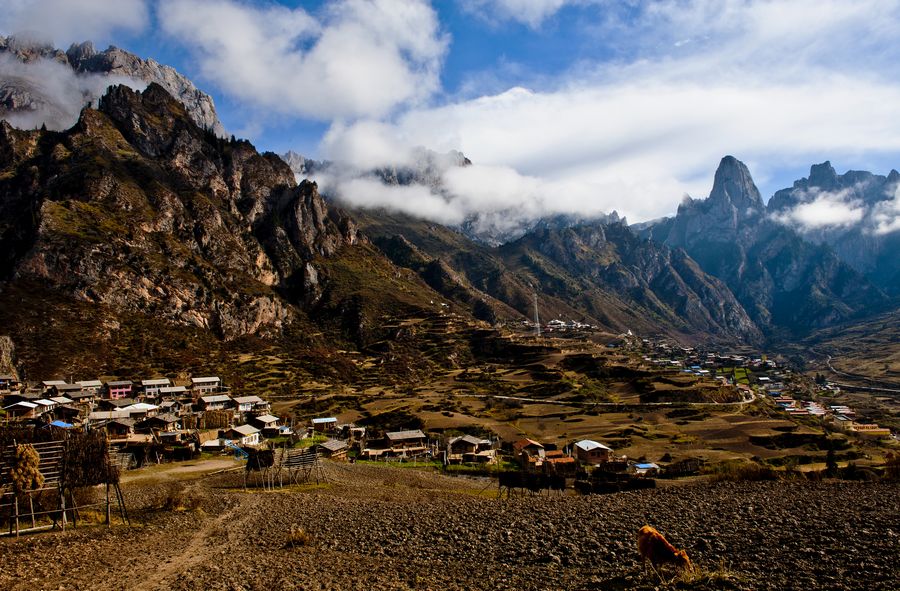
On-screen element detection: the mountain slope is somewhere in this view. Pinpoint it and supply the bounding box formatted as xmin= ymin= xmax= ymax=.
xmin=352 ymin=205 xmax=761 ymax=343
xmin=0 ymin=83 xmax=469 ymax=380
xmin=347 ymin=207 xmax=536 ymax=325
xmin=497 ymin=221 xmax=761 ymax=342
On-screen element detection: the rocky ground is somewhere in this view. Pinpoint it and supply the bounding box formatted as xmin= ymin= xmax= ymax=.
xmin=1 ymin=463 xmax=897 ymax=590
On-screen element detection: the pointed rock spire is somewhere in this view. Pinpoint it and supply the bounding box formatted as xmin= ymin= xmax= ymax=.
xmin=708 ymin=155 xmax=764 ymax=212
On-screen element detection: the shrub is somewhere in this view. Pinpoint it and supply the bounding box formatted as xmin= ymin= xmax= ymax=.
xmin=286 ymin=524 xmax=314 ymax=548
xmin=156 ymin=484 xmax=203 ymax=512
xmin=669 ymin=559 xmax=747 ymax=589
xmin=707 ymin=461 xmax=777 ymax=482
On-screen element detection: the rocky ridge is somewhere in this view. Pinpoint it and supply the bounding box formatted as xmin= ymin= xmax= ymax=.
xmin=0 ymin=36 xmax=225 ymax=135
xmin=353 ymin=206 xmax=762 ymax=343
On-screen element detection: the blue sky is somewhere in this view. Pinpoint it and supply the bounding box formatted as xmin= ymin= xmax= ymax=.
xmin=4 ymin=0 xmax=900 ymax=229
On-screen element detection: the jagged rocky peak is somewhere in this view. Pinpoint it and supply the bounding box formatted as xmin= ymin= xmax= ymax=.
xmin=0 ymin=34 xmax=65 ymax=61
xmin=282 ymin=150 xmax=308 ymax=174
xmin=0 ymin=36 xmax=225 ymax=135
xmin=808 ymin=161 xmax=839 ymax=190
xmin=535 ymin=211 xmax=626 ymax=231
xmin=769 ymin=161 xmax=892 ymax=214
xmin=65 ymin=40 xmax=96 ymax=64
xmin=280 ymin=150 xmax=327 ymax=179
xmin=96 ymin=83 xmax=200 ymax=160
xmin=708 ymin=155 xmax=764 ymax=212
xmin=377 ymin=147 xmax=471 ymax=188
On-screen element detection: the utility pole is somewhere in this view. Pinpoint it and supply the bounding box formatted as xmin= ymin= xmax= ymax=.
xmin=533 ymin=290 xmax=541 ymax=338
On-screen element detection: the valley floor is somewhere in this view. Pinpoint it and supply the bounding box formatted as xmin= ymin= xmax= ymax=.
xmin=1 ymin=462 xmax=897 ymax=591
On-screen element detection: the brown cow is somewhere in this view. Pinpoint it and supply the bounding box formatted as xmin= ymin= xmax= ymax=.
xmin=637 ymin=525 xmax=693 ymax=575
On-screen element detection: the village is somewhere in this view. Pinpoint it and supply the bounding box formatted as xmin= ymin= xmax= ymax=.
xmin=1 ymin=327 xmax=896 ymax=478
xmin=0 ymin=369 xmax=706 ymax=487
xmin=0 ymin=330 xmax=896 ymax=486
xmin=631 ymin=337 xmax=896 ymax=441
xmin=0 ymin=342 xmax=898 ymax=590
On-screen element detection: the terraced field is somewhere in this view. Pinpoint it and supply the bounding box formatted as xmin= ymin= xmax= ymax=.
xmin=276 ymin=332 xmax=893 ymax=471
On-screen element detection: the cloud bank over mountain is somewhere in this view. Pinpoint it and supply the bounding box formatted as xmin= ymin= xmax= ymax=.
xmin=771 ymin=180 xmax=900 ymax=236
xmin=315 ymin=0 xmax=900 ymax=227
xmin=0 ymin=51 xmax=145 ymax=131
xmin=770 ymin=188 xmax=867 ymax=231
xmin=873 ymin=188 xmax=900 ymax=235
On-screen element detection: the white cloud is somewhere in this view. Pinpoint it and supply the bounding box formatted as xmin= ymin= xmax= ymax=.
xmin=158 ymin=0 xmax=448 ymax=121
xmin=321 ymin=120 xmax=418 ymax=170
xmin=0 ymin=53 xmax=145 ymax=131
xmin=873 ymin=185 xmax=900 ymax=235
xmin=771 ymin=188 xmax=866 ymax=230
xmin=0 ymin=0 xmax=148 ymax=46
xmin=318 ymin=174 xmax=466 ymax=225
xmin=462 ymin=0 xmax=576 ymax=28
xmin=319 ymin=0 xmax=900 ymax=227
xmin=324 ymin=76 xmax=900 ymax=224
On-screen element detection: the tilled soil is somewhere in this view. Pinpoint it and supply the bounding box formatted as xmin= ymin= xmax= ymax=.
xmin=1 ymin=463 xmax=897 ymax=591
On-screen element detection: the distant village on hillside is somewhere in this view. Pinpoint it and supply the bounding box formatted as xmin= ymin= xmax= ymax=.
xmin=632 ymin=338 xmax=894 ymax=440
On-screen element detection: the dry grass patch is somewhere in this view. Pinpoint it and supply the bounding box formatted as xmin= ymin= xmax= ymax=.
xmin=666 ymin=560 xmax=748 ymax=589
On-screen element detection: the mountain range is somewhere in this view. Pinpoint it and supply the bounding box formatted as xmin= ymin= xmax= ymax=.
xmin=0 ymin=43 xmax=898 ymax=381
xmin=300 ymin=150 xmax=893 ymax=340
xmin=768 ymin=162 xmax=900 ymax=294
xmin=641 ymin=156 xmax=889 ymax=335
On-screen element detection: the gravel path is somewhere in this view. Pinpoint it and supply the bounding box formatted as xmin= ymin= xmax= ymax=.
xmin=1 ymin=464 xmax=897 ymax=590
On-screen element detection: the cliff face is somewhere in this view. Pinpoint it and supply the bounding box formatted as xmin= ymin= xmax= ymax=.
xmin=0 ymin=83 xmax=361 ymax=344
